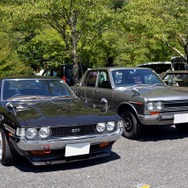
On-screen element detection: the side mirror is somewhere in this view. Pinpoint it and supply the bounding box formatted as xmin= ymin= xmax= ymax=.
xmin=6 ymin=102 xmax=14 ymax=110
xmin=100 ymin=98 xmax=108 ymax=112
xmin=6 ymin=102 xmax=17 ymax=117
xmin=132 ymin=87 xmax=140 ymax=96
xmin=100 ymin=98 xmax=107 ymax=105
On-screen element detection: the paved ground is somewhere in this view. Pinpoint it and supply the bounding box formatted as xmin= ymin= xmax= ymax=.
xmin=0 ymin=126 xmax=188 ymax=188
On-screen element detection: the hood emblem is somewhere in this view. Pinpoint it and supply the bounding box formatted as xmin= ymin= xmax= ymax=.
xmin=71 ymin=128 xmax=80 ymax=133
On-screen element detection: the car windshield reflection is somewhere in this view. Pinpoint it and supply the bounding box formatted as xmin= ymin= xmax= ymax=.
xmin=111 ymin=69 xmax=164 ymax=87
xmin=2 ymin=79 xmax=73 ymax=101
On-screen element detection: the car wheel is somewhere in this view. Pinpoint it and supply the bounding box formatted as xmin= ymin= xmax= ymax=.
xmin=121 ymin=111 xmax=141 ymax=139
xmin=175 ymin=124 xmax=188 ymax=132
xmin=0 ymin=128 xmax=16 ymax=166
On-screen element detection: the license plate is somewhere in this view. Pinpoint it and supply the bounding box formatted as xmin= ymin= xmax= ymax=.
xmin=65 ymin=142 xmax=90 ymax=157
xmin=174 ymin=113 xmax=188 ymax=124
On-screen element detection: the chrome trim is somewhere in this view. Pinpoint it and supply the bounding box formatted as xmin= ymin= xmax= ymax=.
xmin=0 ymin=131 xmax=2 ymax=161
xmin=16 ymin=127 xmax=123 ymax=151
xmin=4 ymin=124 xmax=16 ymax=134
xmin=138 ymin=114 xmax=174 ymax=126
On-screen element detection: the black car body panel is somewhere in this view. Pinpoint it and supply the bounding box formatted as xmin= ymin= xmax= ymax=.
xmin=7 ymin=100 xmax=119 ymax=128
xmin=0 ymin=76 xmax=123 ymax=166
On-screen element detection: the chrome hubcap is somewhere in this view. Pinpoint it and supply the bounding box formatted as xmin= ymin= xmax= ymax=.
xmin=0 ymin=132 xmax=2 ymax=160
xmin=125 ymin=118 xmax=132 ymax=132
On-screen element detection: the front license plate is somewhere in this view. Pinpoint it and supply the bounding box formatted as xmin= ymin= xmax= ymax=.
xmin=65 ymin=142 xmax=90 ymax=157
xmin=174 ymin=113 xmax=188 ymax=124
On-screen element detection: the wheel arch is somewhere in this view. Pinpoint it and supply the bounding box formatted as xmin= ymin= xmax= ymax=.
xmin=117 ymin=103 xmax=139 ymax=119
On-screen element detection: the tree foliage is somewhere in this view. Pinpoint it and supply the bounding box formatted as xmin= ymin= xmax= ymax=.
xmin=121 ymin=0 xmax=188 ymax=62
xmin=0 ymin=0 xmax=188 ymax=78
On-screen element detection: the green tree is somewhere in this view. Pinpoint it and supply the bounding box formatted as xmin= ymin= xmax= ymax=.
xmin=122 ymin=0 xmax=188 ymax=63
xmin=0 ymin=4 xmax=33 ymax=76
xmin=17 ymin=28 xmax=67 ymax=72
xmin=1 ymin=0 xmax=119 ymax=82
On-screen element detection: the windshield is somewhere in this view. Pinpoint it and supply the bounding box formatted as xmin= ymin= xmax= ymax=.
xmin=2 ymin=79 xmax=74 ymax=100
xmin=112 ymin=69 xmax=164 ymax=87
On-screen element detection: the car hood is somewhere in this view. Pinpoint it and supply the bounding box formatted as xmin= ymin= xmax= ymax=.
xmin=116 ymin=85 xmax=188 ymax=101
xmin=9 ymin=99 xmax=120 ymax=128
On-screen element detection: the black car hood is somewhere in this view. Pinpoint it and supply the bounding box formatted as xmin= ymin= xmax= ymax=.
xmin=10 ymin=99 xmax=119 ymax=128
xmin=117 ymin=85 xmax=188 ymax=101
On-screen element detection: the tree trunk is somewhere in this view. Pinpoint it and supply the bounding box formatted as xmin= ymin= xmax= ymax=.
xmin=71 ymin=48 xmax=79 ymax=85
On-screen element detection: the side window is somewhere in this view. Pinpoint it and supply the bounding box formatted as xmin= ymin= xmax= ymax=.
xmin=83 ymin=71 xmax=97 ymax=87
xmin=98 ymin=71 xmax=111 ymax=89
xmin=112 ymin=71 xmax=123 ymax=85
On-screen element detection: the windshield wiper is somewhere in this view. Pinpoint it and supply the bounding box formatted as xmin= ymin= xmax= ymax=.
xmin=51 ymin=95 xmax=72 ymax=100
xmin=8 ymin=95 xmax=50 ymax=101
xmin=151 ymin=83 xmax=164 ymax=87
xmin=150 ymin=83 xmax=165 ymax=87
xmin=125 ymin=84 xmax=150 ymax=89
xmin=133 ymin=84 xmax=151 ymax=87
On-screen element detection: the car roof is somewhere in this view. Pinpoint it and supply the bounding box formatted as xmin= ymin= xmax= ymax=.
xmin=137 ymin=61 xmax=172 ymax=66
xmin=87 ymin=67 xmax=153 ymax=72
xmin=160 ymin=70 xmax=188 ymax=79
xmin=0 ymin=75 xmax=61 ymax=80
xmin=162 ymin=70 xmax=188 ymax=74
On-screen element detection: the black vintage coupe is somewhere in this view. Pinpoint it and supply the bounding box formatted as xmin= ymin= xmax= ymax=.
xmin=0 ymin=76 xmax=123 ymax=166
xmin=72 ymin=67 xmax=188 ymax=139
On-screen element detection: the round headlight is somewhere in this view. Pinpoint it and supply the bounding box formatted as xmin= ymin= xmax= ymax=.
xmin=106 ymin=121 xmax=116 ymax=132
xmin=25 ymin=128 xmax=37 ymax=140
xmin=38 ymin=127 xmax=51 ymax=139
xmin=146 ymin=102 xmax=154 ymax=111
xmin=96 ymin=122 xmax=106 ymax=133
xmin=155 ymin=102 xmax=163 ymax=111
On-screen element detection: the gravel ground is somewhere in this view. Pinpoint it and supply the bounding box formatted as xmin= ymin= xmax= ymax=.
xmin=0 ymin=126 xmax=188 ymax=188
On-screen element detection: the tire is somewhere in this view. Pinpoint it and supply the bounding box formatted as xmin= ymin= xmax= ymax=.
xmin=121 ymin=111 xmax=141 ymax=139
xmin=175 ymin=124 xmax=188 ymax=132
xmin=0 ymin=128 xmax=16 ymax=166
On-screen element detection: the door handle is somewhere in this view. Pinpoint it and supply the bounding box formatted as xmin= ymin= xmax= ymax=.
xmin=94 ymin=89 xmax=98 ymax=93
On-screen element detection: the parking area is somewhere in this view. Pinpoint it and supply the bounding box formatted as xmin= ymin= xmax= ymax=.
xmin=0 ymin=126 xmax=188 ymax=188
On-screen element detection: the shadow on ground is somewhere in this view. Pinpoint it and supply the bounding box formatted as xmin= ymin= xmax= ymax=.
xmin=12 ymin=126 xmax=188 ymax=172
xmin=138 ymin=125 xmax=188 ymax=142
xmin=14 ymin=151 xmax=120 ymax=173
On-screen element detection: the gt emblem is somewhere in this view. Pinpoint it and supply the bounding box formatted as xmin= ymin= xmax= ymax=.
xmin=71 ymin=128 xmax=80 ymax=133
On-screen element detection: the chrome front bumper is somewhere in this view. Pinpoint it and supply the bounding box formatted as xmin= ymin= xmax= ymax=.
xmin=138 ymin=114 xmax=174 ymax=126
xmin=16 ymin=127 xmax=123 ymax=151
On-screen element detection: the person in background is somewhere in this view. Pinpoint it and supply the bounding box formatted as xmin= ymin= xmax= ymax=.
xmin=105 ymin=57 xmax=114 ymax=67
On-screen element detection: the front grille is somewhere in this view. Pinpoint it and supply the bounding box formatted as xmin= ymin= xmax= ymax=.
xmin=162 ymin=100 xmax=188 ymax=112
xmin=51 ymin=124 xmax=97 ymax=137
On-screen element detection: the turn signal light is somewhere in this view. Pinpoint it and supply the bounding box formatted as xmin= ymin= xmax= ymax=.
xmin=99 ymin=142 xmax=111 ymax=148
xmin=150 ymin=111 xmax=160 ymax=115
xmin=30 ymin=150 xmax=51 ymax=155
